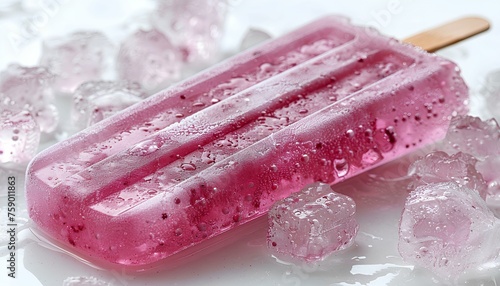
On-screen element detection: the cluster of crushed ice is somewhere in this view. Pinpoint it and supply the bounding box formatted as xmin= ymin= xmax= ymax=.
xmin=0 ymin=0 xmax=235 ymax=165
xmin=398 ymin=115 xmax=500 ymax=279
xmin=267 ymin=115 xmax=500 ymax=282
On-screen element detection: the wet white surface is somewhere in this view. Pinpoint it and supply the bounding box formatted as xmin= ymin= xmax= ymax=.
xmin=1 ymin=0 xmax=500 ymax=285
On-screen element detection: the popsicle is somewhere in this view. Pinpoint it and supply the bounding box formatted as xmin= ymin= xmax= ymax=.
xmin=25 ymin=15 xmax=483 ymax=268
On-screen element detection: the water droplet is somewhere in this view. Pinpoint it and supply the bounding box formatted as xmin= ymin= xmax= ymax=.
xmin=174 ymin=228 xmax=182 ymax=236
xmin=233 ymin=214 xmax=240 ymax=222
xmin=293 ymin=209 xmax=303 ymax=217
xmin=197 ymin=223 xmax=207 ymax=231
xmin=301 ymin=154 xmax=310 ymax=162
xmin=334 ymin=158 xmax=349 ymax=177
xmin=128 ymin=138 xmax=163 ymax=156
xmin=192 ymin=102 xmax=205 ymax=107
xmin=361 ymin=149 xmax=383 ymax=166
xmin=180 ymin=163 xmax=196 ymax=171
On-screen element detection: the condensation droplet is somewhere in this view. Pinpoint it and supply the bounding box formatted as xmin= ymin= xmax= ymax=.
xmin=180 ymin=162 xmax=196 ymax=171
xmin=334 ymin=158 xmax=349 ymax=177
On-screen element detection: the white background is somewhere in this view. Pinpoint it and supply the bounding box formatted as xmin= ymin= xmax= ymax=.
xmin=1 ymin=0 xmax=500 ymax=285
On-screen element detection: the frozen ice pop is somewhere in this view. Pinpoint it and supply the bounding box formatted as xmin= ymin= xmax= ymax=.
xmin=26 ymin=16 xmax=471 ymax=267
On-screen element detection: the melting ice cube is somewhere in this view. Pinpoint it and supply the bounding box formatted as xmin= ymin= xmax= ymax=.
xmin=40 ymin=31 xmax=114 ymax=94
xmin=408 ymin=151 xmax=488 ymax=199
xmin=0 ymin=109 xmax=40 ymax=163
xmin=72 ymin=81 xmax=146 ymax=130
xmin=0 ymin=64 xmax=58 ymax=133
xmin=152 ymin=0 xmax=228 ymax=63
xmin=267 ymin=182 xmax=358 ymax=263
xmin=399 ymin=182 xmax=500 ymax=279
xmin=116 ymin=29 xmax=181 ymax=92
xmin=440 ymin=115 xmax=500 ymax=209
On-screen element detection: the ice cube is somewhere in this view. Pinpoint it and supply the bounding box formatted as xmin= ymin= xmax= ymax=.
xmin=116 ymin=29 xmax=181 ymax=92
xmin=440 ymin=115 xmax=500 ymax=197
xmin=40 ymin=31 xmax=114 ymax=94
xmin=72 ymin=81 xmax=147 ymax=130
xmin=0 ymin=109 xmax=40 ymax=163
xmin=267 ymin=182 xmax=358 ymax=263
xmin=482 ymin=70 xmax=500 ymax=121
xmin=152 ymin=0 xmax=228 ymax=63
xmin=240 ymin=28 xmax=272 ymax=51
xmin=0 ymin=64 xmax=58 ymax=133
xmin=408 ymin=151 xmax=488 ymax=199
xmin=399 ymin=182 xmax=500 ymax=279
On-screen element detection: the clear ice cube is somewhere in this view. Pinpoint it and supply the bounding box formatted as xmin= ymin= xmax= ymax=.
xmin=0 ymin=109 xmax=40 ymax=163
xmin=40 ymin=31 xmax=114 ymax=94
xmin=399 ymin=182 xmax=500 ymax=279
xmin=152 ymin=0 xmax=228 ymax=63
xmin=440 ymin=115 xmax=500 ymax=197
xmin=72 ymin=81 xmax=147 ymax=130
xmin=267 ymin=182 xmax=358 ymax=262
xmin=116 ymin=29 xmax=181 ymax=92
xmin=408 ymin=151 xmax=488 ymax=199
xmin=0 ymin=64 xmax=58 ymax=133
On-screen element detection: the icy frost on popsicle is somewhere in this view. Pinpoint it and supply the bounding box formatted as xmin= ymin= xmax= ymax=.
xmin=26 ymin=16 xmax=468 ymax=267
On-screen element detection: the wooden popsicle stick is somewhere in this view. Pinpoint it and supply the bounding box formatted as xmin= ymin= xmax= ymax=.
xmin=403 ymin=16 xmax=490 ymax=52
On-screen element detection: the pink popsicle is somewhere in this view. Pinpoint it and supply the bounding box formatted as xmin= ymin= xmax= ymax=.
xmin=26 ymin=16 xmax=468 ymax=267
